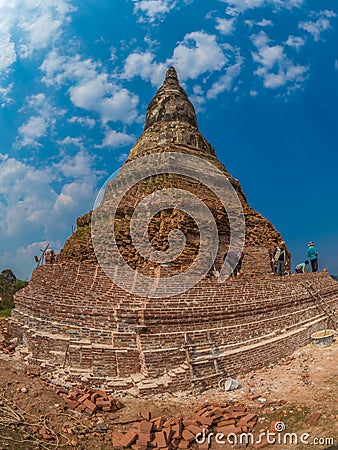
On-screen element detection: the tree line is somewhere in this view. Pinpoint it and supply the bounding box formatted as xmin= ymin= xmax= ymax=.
xmin=0 ymin=269 xmax=28 ymax=315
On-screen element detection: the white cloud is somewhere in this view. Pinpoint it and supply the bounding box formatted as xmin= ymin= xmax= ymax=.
xmin=15 ymin=93 xmax=64 ymax=148
xmin=53 ymin=179 xmax=96 ymax=213
xmin=252 ymin=31 xmax=308 ymax=89
xmin=68 ymin=116 xmax=96 ymax=128
xmin=284 ymin=35 xmax=305 ymax=50
xmin=219 ymin=0 xmax=303 ymax=13
xmin=132 ymin=0 xmax=177 ymax=23
xmin=0 ymin=34 xmax=16 ymax=72
xmin=299 ymin=10 xmax=337 ymax=42
xmin=100 ymin=129 xmax=135 ymax=148
xmin=171 ymin=31 xmax=227 ymax=80
xmin=0 ymin=84 xmax=13 ymax=107
xmin=207 ymin=52 xmax=243 ymax=98
xmin=257 ymin=18 xmax=273 ymax=27
xmin=0 ymin=241 xmax=61 ymax=280
xmin=0 ymin=154 xmax=57 ymax=237
xmin=0 ymin=150 xmax=100 ymax=277
xmin=215 ymin=17 xmax=235 ymax=35
xmin=189 ymin=85 xmax=206 ymax=111
xmin=0 ymin=0 xmax=75 ymax=69
xmin=41 ymin=52 xmax=139 ymax=124
xmin=58 ymin=136 xmax=83 ymax=148
xmin=122 ymin=31 xmax=228 ymax=85
xmin=245 ymin=18 xmax=273 ymax=28
xmin=18 ymin=116 xmax=48 ymax=147
xmin=123 ymin=52 xmax=167 ymax=86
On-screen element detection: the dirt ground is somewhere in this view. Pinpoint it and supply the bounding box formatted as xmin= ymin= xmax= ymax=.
xmin=0 ymin=319 xmax=337 ymax=450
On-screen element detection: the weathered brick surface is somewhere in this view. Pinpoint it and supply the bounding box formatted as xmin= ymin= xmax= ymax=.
xmin=10 ymin=262 xmax=338 ymax=391
xmin=9 ymin=68 xmax=338 ymax=393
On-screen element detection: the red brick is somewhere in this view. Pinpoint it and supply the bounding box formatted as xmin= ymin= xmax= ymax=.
xmin=119 ymin=430 xmax=138 ymax=448
xmin=230 ymin=411 xmax=247 ymax=419
xmin=269 ymin=418 xmax=282 ymax=432
xmin=308 ymin=412 xmax=321 ymax=426
xmin=131 ymin=444 xmax=148 ymax=450
xmin=112 ymin=431 xmax=124 ymax=449
xmin=197 ymin=416 xmax=214 ymax=426
xmin=152 ymin=417 xmax=164 ymax=431
xmin=217 ymin=419 xmax=236 ymax=427
xmin=138 ymin=432 xmax=151 ymax=445
xmin=96 ymin=399 xmax=112 ymax=408
xmin=182 ymin=429 xmax=195 ymax=443
xmin=77 ymin=393 xmax=91 ymax=403
xmin=155 ymin=431 xmax=167 ymax=448
xmin=186 ymin=424 xmax=203 ymax=435
xmin=178 ymin=441 xmax=190 ymax=449
xmin=237 ymin=413 xmax=258 ymax=426
xmin=65 ymin=399 xmax=79 ymax=410
xmin=139 ymin=421 xmax=153 ymax=433
xmin=67 ymin=391 xmax=78 ymax=400
xmin=172 ymin=423 xmax=182 ymax=439
xmin=217 ymin=425 xmax=242 ymax=436
xmin=253 ymin=437 xmax=269 ymax=449
xmin=246 ymin=419 xmax=258 ymax=429
xmin=83 ymin=399 xmax=97 ymax=412
xmin=171 ymin=438 xmax=180 ymax=448
xmin=90 ymin=392 xmax=100 ymax=403
xmin=95 ymin=389 xmax=108 ymax=399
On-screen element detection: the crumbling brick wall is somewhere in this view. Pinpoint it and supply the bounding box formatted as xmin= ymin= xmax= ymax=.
xmin=11 ymin=258 xmax=337 ymax=391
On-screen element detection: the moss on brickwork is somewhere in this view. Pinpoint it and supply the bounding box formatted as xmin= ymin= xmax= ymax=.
xmin=58 ymin=211 xmax=96 ymax=263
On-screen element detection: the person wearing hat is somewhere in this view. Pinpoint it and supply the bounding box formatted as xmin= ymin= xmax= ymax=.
xmin=306 ymin=242 xmax=318 ymax=272
xmin=272 ymin=241 xmax=287 ymax=276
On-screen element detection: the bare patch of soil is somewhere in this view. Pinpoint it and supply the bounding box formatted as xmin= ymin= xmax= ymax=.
xmin=0 ymin=319 xmax=337 ymax=450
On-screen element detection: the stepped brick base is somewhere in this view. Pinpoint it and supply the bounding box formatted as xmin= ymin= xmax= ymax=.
xmin=10 ymin=258 xmax=337 ymax=394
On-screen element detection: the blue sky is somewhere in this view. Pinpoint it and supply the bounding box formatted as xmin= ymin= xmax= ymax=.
xmin=0 ymin=0 xmax=337 ymax=279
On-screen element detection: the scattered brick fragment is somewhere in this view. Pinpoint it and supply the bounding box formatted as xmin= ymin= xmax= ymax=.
xmin=155 ymin=430 xmax=168 ymax=448
xmin=269 ymin=418 xmax=282 ymax=432
xmin=253 ymin=437 xmax=269 ymax=449
xmin=119 ymin=430 xmax=138 ymax=448
xmin=308 ymin=412 xmax=321 ymax=426
xmin=108 ymin=402 xmax=264 ymax=450
xmin=57 ymin=386 xmax=122 ymax=415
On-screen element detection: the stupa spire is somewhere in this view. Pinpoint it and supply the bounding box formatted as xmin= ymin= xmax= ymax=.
xmin=128 ymin=66 xmax=216 ymax=160
xmin=144 ymin=66 xmax=198 ymax=131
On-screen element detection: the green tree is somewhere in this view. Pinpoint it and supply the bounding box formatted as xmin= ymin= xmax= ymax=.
xmin=1 ymin=269 xmax=16 ymax=283
xmin=0 ymin=269 xmax=28 ymax=313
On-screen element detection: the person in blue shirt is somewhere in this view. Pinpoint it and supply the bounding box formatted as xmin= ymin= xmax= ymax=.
xmin=307 ymin=242 xmax=318 ymax=272
xmin=295 ymin=260 xmax=310 ymax=273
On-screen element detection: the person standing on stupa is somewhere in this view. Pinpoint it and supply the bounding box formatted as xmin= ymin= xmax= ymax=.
xmin=272 ymin=241 xmax=287 ymax=276
xmin=307 ymin=242 xmax=319 ymax=272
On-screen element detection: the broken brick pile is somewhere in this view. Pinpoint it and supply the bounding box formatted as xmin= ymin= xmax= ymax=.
xmin=112 ymin=403 xmax=260 ymax=450
xmin=56 ymin=386 xmax=122 ymax=415
xmin=0 ymin=340 xmax=15 ymax=355
xmin=0 ymin=321 xmax=15 ymax=355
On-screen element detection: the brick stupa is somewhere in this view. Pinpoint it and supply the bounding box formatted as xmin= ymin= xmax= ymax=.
xmin=11 ymin=67 xmax=337 ymax=393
